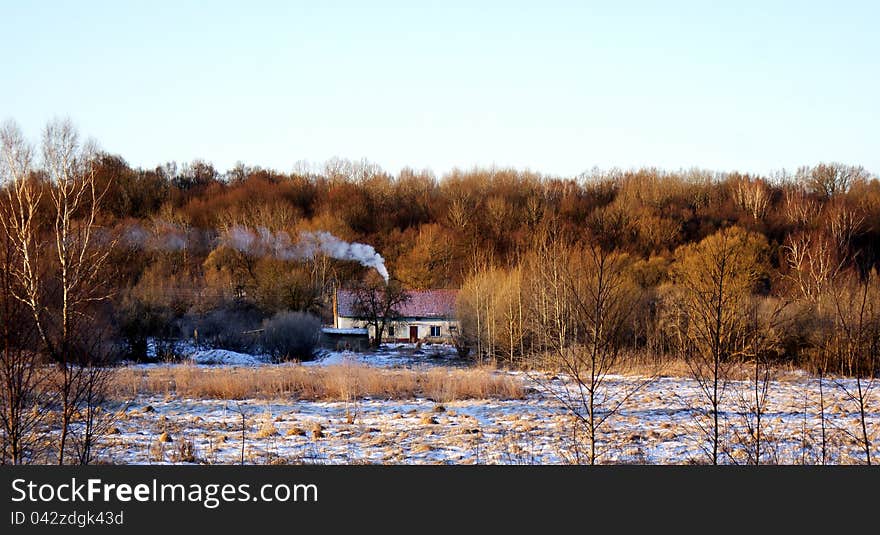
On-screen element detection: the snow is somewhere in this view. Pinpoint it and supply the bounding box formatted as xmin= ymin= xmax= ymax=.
xmin=101 ymin=342 xmax=879 ymax=464
xmin=96 ymin=366 xmax=879 ymax=465
xmin=303 ymin=351 xmax=358 ymax=367
xmin=188 ymin=349 xmax=268 ymax=366
xmin=139 ymin=340 xmax=269 ymax=366
xmin=305 ymin=343 xmax=464 ymax=368
xmin=140 ymin=339 xmax=458 ymax=369
xmin=321 ymin=327 xmax=368 ymax=335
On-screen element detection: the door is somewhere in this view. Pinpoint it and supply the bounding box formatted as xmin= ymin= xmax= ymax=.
xmin=409 ymin=326 xmax=418 ymax=342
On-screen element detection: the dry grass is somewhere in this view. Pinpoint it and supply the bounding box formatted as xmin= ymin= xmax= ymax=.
xmin=111 ymin=363 xmax=526 ymax=402
xmin=255 ymin=416 xmax=279 ymax=438
xmin=422 ymin=367 xmax=523 ymax=402
xmin=170 ymin=437 xmax=199 ymax=463
xmin=311 ymin=422 xmax=325 ymax=439
xmin=525 ymin=349 xmax=809 ymax=381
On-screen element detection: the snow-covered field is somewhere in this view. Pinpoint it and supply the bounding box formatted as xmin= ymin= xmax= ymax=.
xmin=143 ymin=340 xmax=464 ymax=368
xmin=304 ymin=343 xmax=467 ymax=368
xmin=102 ymin=345 xmax=879 ymax=465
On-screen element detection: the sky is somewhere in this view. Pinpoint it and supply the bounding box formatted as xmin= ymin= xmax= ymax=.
xmin=1 ymin=1 xmax=877 ymax=178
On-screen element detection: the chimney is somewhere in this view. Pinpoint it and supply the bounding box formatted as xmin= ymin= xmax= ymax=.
xmin=332 ymin=284 xmax=339 ymax=328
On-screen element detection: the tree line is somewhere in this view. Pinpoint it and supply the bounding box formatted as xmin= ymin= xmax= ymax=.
xmin=2 ymin=118 xmax=879 ymax=464
xmin=3 ymin=119 xmax=879 ymax=366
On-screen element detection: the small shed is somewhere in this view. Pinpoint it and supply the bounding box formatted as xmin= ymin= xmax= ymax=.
xmin=320 ymin=327 xmax=370 ymax=352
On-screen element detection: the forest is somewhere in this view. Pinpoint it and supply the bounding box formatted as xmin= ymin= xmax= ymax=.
xmin=2 ymin=119 xmax=879 ymax=372
xmin=3 ymin=119 xmax=880 ymax=465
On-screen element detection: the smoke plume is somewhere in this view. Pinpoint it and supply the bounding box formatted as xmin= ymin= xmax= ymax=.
xmin=117 ymin=221 xmax=389 ymax=282
xmin=221 ymin=226 xmax=389 ymax=282
xmin=120 ymin=222 xmax=205 ymax=252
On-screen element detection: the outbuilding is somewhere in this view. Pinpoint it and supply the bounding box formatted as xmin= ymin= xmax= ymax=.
xmin=319 ymin=327 xmax=370 ymax=351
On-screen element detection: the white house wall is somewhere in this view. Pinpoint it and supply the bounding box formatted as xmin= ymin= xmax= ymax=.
xmin=336 ymin=317 xmax=458 ymax=341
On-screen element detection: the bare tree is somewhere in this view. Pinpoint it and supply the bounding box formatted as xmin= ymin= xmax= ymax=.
xmin=0 ymin=123 xmax=46 ymax=463
xmin=444 ymin=193 xmax=472 ymax=234
xmin=229 ymin=401 xmax=248 ymax=465
xmin=0 ymin=119 xmax=117 ymax=464
xmin=350 ymin=274 xmax=410 ymax=348
xmin=456 ymin=249 xmax=498 ymax=363
xmin=783 ymin=231 xmax=845 ymax=306
xmin=671 ymin=226 xmax=767 ymax=464
xmin=803 ymin=162 xmax=868 ymax=199
xmin=782 ymin=184 xmax=820 ymax=228
xmin=67 ymin=346 xmax=117 ymax=465
xmin=828 ymin=270 xmax=878 ymax=465
xmin=813 ymin=341 xmax=832 ymax=465
xmin=824 ymin=200 xmax=864 ymax=262
xmin=731 ymin=298 xmax=788 ymax=464
xmin=524 ymin=229 xmax=573 ymax=362
xmin=457 ymin=264 xmax=525 ymax=365
xmin=732 ymin=175 xmax=770 ymax=220
xmin=531 ymin=240 xmax=649 ymax=464
xmin=0 ymin=243 xmax=46 ymax=464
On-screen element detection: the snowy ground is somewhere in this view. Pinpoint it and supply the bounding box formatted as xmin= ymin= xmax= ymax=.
xmin=305 ymin=343 xmax=467 ymax=368
xmin=98 ymin=344 xmax=880 ymax=465
xmin=141 ymin=340 xmax=463 ymax=368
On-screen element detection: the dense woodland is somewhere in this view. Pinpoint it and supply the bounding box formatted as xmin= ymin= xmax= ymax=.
xmin=2 ymin=119 xmax=880 ymax=372
xmin=3 ymin=120 xmax=880 ymax=465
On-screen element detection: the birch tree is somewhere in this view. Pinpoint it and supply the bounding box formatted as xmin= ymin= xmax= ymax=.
xmin=0 ymin=122 xmax=45 ymax=463
xmin=0 ymin=119 xmax=117 ymax=464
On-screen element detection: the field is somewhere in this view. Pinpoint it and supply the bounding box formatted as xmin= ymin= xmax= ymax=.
xmin=88 ymin=344 xmax=880 ymax=465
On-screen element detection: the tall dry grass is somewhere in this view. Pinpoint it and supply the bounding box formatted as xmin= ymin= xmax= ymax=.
xmin=421 ymin=367 xmax=524 ymax=401
xmin=111 ymin=363 xmax=525 ymax=402
xmin=522 ymin=348 xmax=808 ymax=381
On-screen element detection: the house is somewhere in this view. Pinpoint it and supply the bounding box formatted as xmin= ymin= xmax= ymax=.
xmin=333 ymin=289 xmax=459 ymax=343
xmin=319 ymin=327 xmax=370 ymax=352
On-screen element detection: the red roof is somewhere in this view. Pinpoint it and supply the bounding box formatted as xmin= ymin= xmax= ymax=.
xmin=337 ymin=289 xmax=458 ymax=319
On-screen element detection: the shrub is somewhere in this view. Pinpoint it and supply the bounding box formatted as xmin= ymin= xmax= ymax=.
xmin=182 ymin=305 xmax=263 ymax=353
xmin=260 ymin=311 xmax=321 ymax=362
xmin=117 ymin=297 xmax=179 ymax=361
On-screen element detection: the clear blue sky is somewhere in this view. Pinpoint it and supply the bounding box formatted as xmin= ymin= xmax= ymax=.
xmin=2 ymin=1 xmax=877 ymax=178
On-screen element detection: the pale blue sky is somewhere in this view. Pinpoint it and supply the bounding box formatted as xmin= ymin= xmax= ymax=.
xmin=1 ymin=1 xmax=877 ymax=177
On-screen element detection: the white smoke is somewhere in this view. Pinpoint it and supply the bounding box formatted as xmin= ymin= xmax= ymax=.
xmin=225 ymin=225 xmax=256 ymax=252
xmin=120 ymin=222 xmax=190 ymax=251
xmin=118 ymin=221 xmax=390 ymax=282
xmin=122 ymin=224 xmax=150 ymax=248
xmin=221 ymin=226 xmax=389 ymax=283
xmin=299 ymin=231 xmax=389 ymax=283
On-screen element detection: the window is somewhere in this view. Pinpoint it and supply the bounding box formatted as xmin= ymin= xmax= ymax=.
xmin=430 ymin=326 xmax=441 ymax=337
xmin=387 ymin=325 xmax=395 ymax=337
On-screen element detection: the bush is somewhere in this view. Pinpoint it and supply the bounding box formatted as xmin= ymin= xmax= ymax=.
xmin=117 ymin=297 xmax=178 ymax=361
xmin=182 ymin=305 xmax=263 ymax=353
xmin=260 ymin=311 xmax=321 ymax=362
